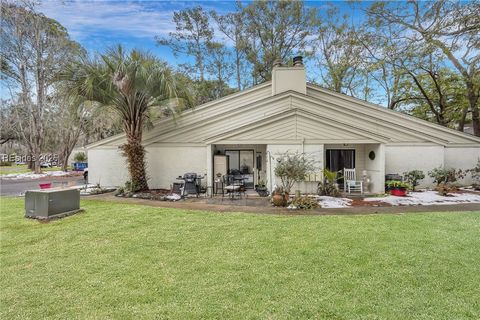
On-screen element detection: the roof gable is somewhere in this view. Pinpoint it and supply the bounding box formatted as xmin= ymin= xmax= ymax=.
xmin=89 ymin=82 xmax=480 ymax=148
xmin=205 ymin=109 xmax=384 ymax=144
xmin=306 ymin=84 xmax=480 ymax=145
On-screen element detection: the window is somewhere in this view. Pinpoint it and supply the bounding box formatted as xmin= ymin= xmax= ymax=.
xmin=225 ymin=150 xmax=254 ymax=174
xmin=225 ymin=149 xmax=255 ymax=188
xmin=325 ymin=149 xmax=355 ymax=172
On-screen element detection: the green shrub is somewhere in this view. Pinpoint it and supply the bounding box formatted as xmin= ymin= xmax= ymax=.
xmin=292 ymin=196 xmax=319 ymax=210
xmin=403 ymin=170 xmax=425 ymax=191
xmin=436 ymin=182 xmax=456 ymax=196
xmin=386 ymin=180 xmax=411 ymax=189
xmin=428 ymin=166 xmax=465 ymax=185
xmin=0 ymin=161 xmax=13 ymax=166
xmin=74 ymin=152 xmax=87 ymax=162
xmin=317 ymin=168 xmax=340 ymax=197
xmin=124 ymin=180 xmax=143 ymax=193
xmin=90 ymin=187 xmax=106 ymax=195
xmin=115 ymin=187 xmax=125 ymax=196
xmin=468 ymin=159 xmax=480 ymax=190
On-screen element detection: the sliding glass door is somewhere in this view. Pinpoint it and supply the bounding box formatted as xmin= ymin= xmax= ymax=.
xmin=325 ymin=149 xmax=355 ymax=172
xmin=225 ymin=150 xmax=254 ymax=188
xmin=325 ymin=149 xmax=355 ymax=188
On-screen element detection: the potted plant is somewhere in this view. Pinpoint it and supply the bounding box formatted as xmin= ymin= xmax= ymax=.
xmin=386 ymin=180 xmax=411 ymax=196
xmin=271 ymin=186 xmax=288 ymax=206
xmin=317 ymin=168 xmax=341 ymax=197
xmin=255 ymin=179 xmax=269 ymax=197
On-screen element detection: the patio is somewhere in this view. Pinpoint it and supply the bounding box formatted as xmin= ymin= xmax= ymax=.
xmin=206 ymin=142 xmax=386 ymax=198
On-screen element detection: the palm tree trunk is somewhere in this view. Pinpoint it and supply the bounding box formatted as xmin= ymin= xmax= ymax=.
xmin=121 ymin=135 xmax=148 ymax=191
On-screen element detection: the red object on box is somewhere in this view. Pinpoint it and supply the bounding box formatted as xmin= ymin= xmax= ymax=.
xmin=39 ymin=183 xmax=52 ymax=189
xmin=390 ymin=188 xmax=407 ymax=197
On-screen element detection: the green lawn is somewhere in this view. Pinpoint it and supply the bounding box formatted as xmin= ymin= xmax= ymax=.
xmin=1 ymin=197 xmax=479 ymax=319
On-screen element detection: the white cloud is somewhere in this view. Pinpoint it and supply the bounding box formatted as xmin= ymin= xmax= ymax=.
xmin=38 ymin=0 xmax=178 ymax=40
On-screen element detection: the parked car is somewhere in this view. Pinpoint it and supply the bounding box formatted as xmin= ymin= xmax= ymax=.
xmin=40 ymin=162 xmax=52 ymax=168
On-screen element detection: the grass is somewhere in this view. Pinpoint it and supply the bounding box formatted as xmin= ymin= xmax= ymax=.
xmin=0 ymin=165 xmax=70 ymax=175
xmin=1 ymin=197 xmax=479 ymax=319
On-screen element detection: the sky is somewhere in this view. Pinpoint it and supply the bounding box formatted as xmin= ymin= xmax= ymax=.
xmin=37 ymin=0 xmax=367 ymax=71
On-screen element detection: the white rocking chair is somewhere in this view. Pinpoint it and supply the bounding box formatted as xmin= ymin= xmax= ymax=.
xmin=343 ymin=168 xmax=363 ymax=194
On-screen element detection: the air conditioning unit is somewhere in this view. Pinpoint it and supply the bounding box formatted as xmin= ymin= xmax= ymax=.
xmin=25 ymin=189 xmax=81 ymax=220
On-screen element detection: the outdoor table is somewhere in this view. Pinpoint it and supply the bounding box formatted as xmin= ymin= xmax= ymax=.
xmin=231 ymin=176 xmax=247 ymax=199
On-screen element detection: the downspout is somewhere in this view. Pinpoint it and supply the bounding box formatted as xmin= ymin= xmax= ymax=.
xmin=268 ymin=150 xmax=273 ymax=192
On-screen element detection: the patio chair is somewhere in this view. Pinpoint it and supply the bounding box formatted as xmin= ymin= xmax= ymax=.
xmin=222 ymin=175 xmax=243 ymax=199
xmin=343 ymin=168 xmax=363 ymax=194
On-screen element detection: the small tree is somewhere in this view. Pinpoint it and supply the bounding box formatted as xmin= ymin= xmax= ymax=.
xmin=428 ymin=166 xmax=465 ymax=185
xmin=403 ymin=170 xmax=425 ymax=191
xmin=74 ymin=152 xmax=87 ymax=162
xmin=274 ymin=152 xmax=315 ymax=194
xmin=64 ymin=46 xmax=190 ymax=191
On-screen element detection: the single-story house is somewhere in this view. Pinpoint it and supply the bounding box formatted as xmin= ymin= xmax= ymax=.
xmin=87 ymin=59 xmax=480 ymax=193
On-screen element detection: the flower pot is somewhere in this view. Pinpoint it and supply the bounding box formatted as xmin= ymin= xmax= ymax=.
xmin=272 ymin=194 xmax=286 ymax=207
xmin=39 ymin=183 xmax=52 ymax=189
xmin=256 ymin=187 xmax=268 ymax=197
xmin=390 ymin=188 xmax=407 ymax=197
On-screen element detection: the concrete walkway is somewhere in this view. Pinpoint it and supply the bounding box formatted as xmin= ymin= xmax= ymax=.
xmin=86 ymin=193 xmax=480 ymax=216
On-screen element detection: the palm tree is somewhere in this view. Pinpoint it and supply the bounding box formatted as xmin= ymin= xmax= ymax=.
xmin=64 ymin=46 xmax=189 ymax=191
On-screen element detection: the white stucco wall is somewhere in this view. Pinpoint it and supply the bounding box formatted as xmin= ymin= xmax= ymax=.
xmin=386 ymin=145 xmax=480 ymax=187
xmin=88 ymin=147 xmax=128 ymax=186
xmin=88 ymin=145 xmax=207 ymax=189
xmin=444 ymin=147 xmax=480 ymax=185
xmin=146 ymin=145 xmax=207 ymax=189
xmin=385 ymin=145 xmax=445 ymax=187
xmin=364 ymin=144 xmax=385 ymax=194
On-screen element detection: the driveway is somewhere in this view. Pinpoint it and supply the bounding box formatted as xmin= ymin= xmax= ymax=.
xmin=0 ymin=175 xmax=85 ymax=196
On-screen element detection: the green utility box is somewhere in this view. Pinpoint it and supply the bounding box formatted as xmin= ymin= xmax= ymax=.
xmin=25 ymin=188 xmax=81 ymax=220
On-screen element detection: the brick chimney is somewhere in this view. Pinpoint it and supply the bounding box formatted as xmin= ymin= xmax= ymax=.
xmin=271 ymin=56 xmax=306 ymax=96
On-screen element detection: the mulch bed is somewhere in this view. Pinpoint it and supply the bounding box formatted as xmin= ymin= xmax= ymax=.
xmin=145 ymin=189 xmax=171 ymax=196
xmin=350 ymin=199 xmax=393 ymax=207
xmin=117 ymin=188 xmax=173 ymax=201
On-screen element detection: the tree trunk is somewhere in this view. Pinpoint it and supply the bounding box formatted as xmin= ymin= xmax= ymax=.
xmin=61 ymin=158 xmax=69 ymax=172
xmin=472 ymin=107 xmax=480 ymax=136
xmin=121 ymin=135 xmax=148 ymax=191
xmin=457 ymin=107 xmax=469 ymax=132
xmin=33 ymin=147 xmax=41 ymax=174
xmin=60 ymin=145 xmax=73 ymax=172
xmin=27 ymin=157 xmax=34 ymax=170
xmin=235 ymin=47 xmax=241 ymax=90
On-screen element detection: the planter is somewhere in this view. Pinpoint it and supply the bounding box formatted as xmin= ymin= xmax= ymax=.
xmin=256 ymin=187 xmax=269 ymax=197
xmin=390 ymin=188 xmax=407 ymax=197
xmin=271 ymin=194 xmax=287 ymax=207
